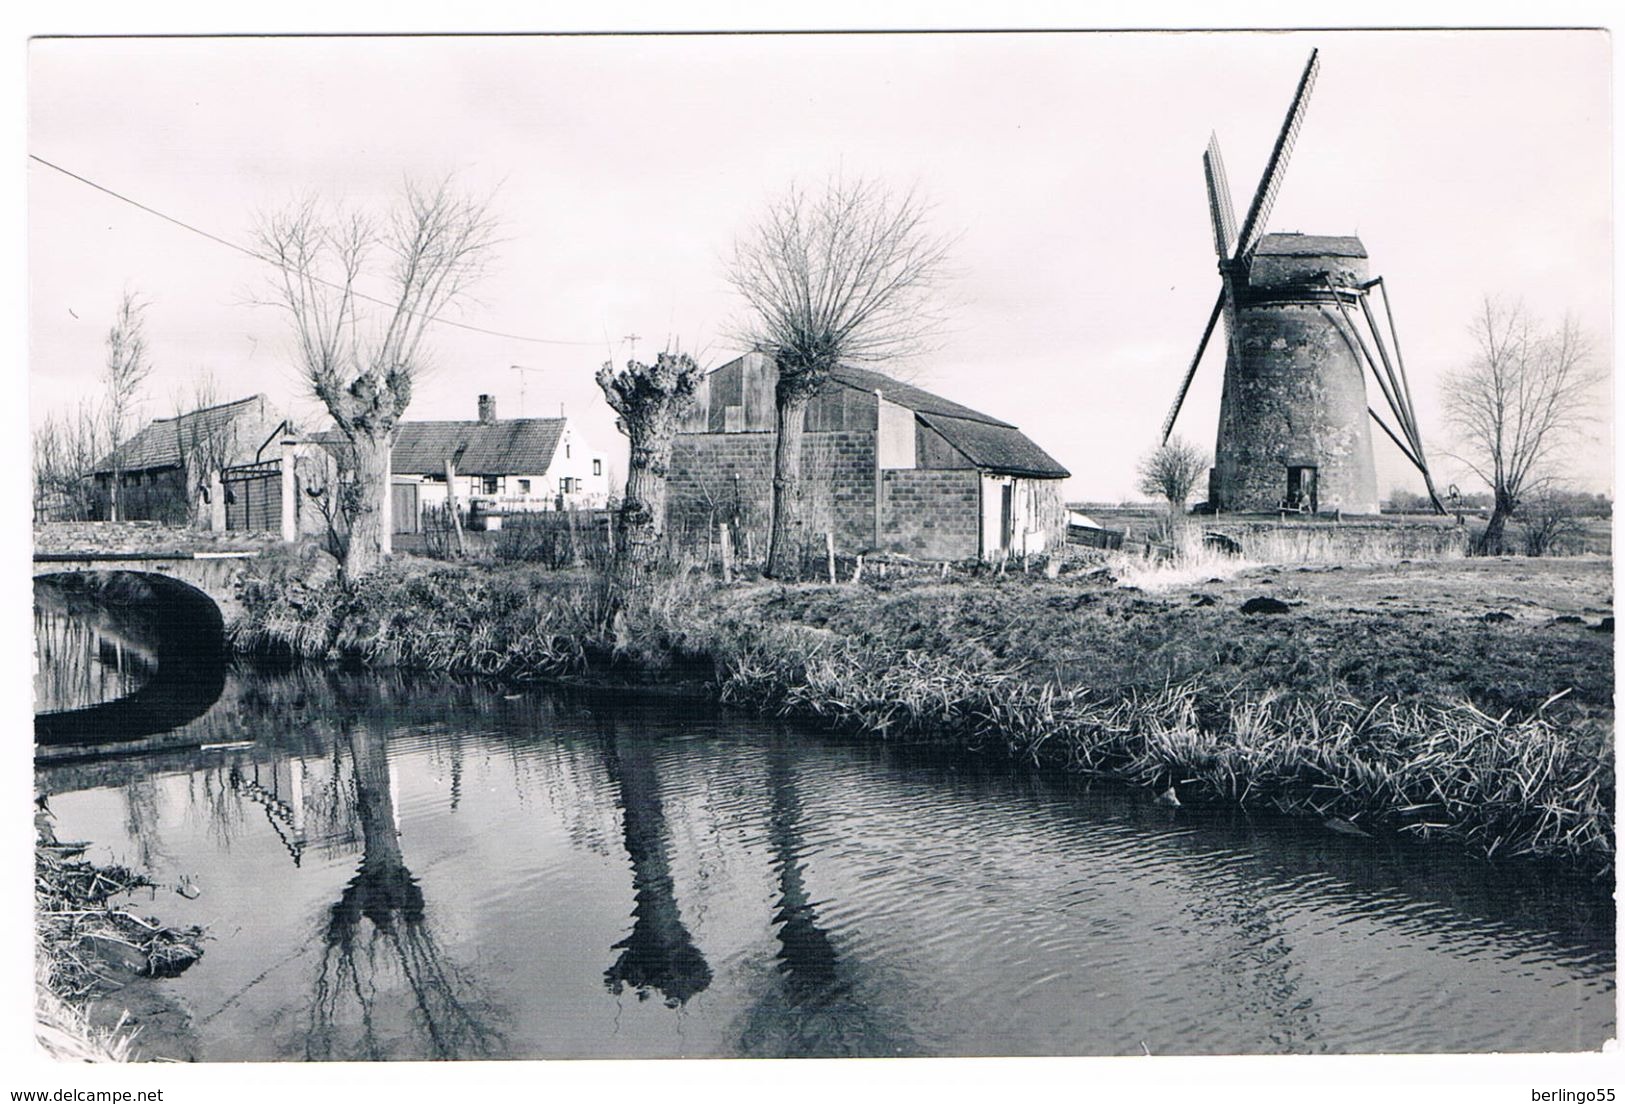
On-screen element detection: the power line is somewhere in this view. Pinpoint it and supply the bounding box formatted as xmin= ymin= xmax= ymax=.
xmin=29 ymin=153 xmax=602 ymax=347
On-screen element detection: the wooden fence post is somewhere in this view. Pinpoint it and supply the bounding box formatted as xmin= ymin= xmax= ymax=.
xmin=444 ymin=458 xmax=466 ymax=558
xmin=825 ymin=531 xmax=836 ymax=583
xmin=719 ymin=520 xmax=734 ymax=583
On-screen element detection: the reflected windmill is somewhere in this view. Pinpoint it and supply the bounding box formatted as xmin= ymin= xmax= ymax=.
xmin=305 ymin=717 xmax=503 ymax=1060
xmin=600 ymin=725 xmax=713 ymax=1007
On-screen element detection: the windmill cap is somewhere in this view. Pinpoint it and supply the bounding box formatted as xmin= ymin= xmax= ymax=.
xmin=1252 ymin=232 xmax=1367 ymax=258
xmin=1248 ymin=232 xmax=1369 ymax=293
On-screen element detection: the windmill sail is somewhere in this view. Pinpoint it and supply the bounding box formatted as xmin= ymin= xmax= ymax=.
xmin=1232 ymin=49 xmax=1320 ymax=259
xmin=1203 ymin=134 xmax=1238 ymax=260
xmin=1164 ymin=52 xmax=1319 ymax=445
xmin=1161 ymin=288 xmax=1227 ymax=444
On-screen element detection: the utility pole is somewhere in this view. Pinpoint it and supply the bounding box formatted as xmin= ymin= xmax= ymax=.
xmin=623 ymin=333 xmax=642 ymax=361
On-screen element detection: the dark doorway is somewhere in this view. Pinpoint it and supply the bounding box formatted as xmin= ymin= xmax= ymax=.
xmin=1000 ymin=483 xmax=1014 ymax=552
xmin=1285 ymin=465 xmax=1318 ymax=514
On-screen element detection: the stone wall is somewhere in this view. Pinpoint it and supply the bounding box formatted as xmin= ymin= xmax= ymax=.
xmin=879 ymin=469 xmax=982 ymax=560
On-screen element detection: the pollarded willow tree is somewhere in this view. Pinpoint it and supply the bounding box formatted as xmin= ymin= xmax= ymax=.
xmin=257 ymin=180 xmax=497 ymax=581
xmin=1442 ymin=299 xmax=1598 ymax=555
xmin=595 ymin=351 xmax=703 ymax=596
xmin=727 ymin=177 xmax=953 ymax=580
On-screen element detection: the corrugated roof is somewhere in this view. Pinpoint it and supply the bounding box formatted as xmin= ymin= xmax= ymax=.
xmin=918 ymin=412 xmax=1071 ymax=479
xmin=825 ymin=365 xmax=1013 ymax=428
xmin=1253 ymin=233 xmax=1367 ymax=258
xmin=360 ymin=418 xmax=567 ymax=475
xmin=95 ymin=395 xmax=270 ymax=474
xmin=821 ymin=364 xmax=1065 ymax=477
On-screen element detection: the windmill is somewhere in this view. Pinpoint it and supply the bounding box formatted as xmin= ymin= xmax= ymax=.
xmin=1161 ymin=49 xmax=1444 ymax=516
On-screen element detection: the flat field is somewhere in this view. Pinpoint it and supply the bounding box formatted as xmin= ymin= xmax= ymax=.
xmin=737 ymin=555 xmax=1615 ymax=718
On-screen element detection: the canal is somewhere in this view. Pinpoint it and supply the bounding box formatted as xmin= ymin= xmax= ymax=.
xmin=34 ymin=580 xmax=1616 ymax=1059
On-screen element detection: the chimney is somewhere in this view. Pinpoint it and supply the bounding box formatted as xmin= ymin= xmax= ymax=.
xmin=478 ymin=394 xmax=496 ymax=424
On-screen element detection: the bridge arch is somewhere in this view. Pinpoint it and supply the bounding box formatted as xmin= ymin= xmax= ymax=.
xmin=33 ymin=566 xmax=239 ymax=747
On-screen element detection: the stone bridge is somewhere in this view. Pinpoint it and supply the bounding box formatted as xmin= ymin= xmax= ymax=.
xmin=32 ymin=549 xmax=260 ymax=629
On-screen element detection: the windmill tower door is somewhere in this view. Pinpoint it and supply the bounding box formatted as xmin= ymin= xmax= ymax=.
xmin=1286 ymin=465 xmax=1318 ymax=514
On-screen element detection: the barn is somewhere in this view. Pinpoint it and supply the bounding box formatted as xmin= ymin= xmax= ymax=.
xmin=667 ymin=352 xmax=1070 ymax=561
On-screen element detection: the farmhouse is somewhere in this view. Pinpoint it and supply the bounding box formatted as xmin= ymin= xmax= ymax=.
xmin=91 ymin=394 xmax=287 ymax=524
xmin=668 ymin=352 xmax=1070 ymax=560
xmin=380 ymin=395 xmax=610 ymax=532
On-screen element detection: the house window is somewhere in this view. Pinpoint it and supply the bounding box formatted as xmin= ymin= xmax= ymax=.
xmin=559 ymin=477 xmax=574 ymax=495
xmin=517 ymin=478 xmax=531 ymax=495
xmin=566 ymin=443 xmax=571 ymax=459
xmin=592 ymin=459 xmax=601 ymax=476
xmin=482 ymin=475 xmax=499 ymax=495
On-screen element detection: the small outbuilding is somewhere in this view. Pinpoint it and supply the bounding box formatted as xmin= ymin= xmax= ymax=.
xmin=667 ymin=353 xmax=1070 ymax=561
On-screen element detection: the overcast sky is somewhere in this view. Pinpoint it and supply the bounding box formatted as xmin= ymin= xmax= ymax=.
xmin=27 ymin=29 xmax=1613 ymax=500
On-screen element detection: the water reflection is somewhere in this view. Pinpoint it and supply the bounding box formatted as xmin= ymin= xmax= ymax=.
xmin=33 ymin=662 xmax=1615 ymax=1059
xmin=34 ymin=576 xmax=226 ymax=747
xmin=599 ymin=718 xmax=713 ymax=1007
xmin=305 ymin=712 xmax=505 ymax=1061
xmin=34 ymin=603 xmax=157 ymax=712
xmin=731 ymin=738 xmax=914 ymax=1058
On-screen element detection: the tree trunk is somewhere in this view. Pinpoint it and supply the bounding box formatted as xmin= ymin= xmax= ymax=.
xmin=1480 ymin=489 xmax=1515 ymax=556
xmin=344 ymin=431 xmax=392 ymax=583
xmin=615 ymin=413 xmax=676 ymax=592
xmin=766 ymin=385 xmax=813 ymax=581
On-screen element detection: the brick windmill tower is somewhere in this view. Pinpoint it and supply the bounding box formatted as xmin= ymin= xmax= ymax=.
xmin=1161 ymin=50 xmax=1444 ymax=516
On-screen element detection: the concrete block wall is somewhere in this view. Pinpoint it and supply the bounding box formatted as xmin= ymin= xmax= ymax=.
xmin=668 ymin=430 xmax=877 ymax=553
xmin=880 ymin=469 xmax=981 ymax=560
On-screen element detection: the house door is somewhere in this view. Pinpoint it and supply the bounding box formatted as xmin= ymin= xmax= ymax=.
xmin=1000 ymin=483 xmax=1015 ymax=551
xmin=391 ymin=482 xmax=420 ymax=534
xmin=1285 ymin=466 xmax=1318 ymax=514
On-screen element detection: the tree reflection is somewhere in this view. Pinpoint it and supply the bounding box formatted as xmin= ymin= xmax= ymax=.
xmin=734 ymin=740 xmax=911 ymax=1058
xmin=305 ymin=717 xmax=503 ymax=1060
xmin=600 ymin=723 xmax=712 ymax=1007
xmin=764 ymin=742 xmax=841 ymax=1001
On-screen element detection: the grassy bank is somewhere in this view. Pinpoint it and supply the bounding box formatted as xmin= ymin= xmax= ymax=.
xmin=230 ymin=553 xmax=1615 ymax=876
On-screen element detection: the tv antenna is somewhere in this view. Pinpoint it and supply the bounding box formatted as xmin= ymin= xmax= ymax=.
xmin=509 ymin=364 xmax=543 ymax=417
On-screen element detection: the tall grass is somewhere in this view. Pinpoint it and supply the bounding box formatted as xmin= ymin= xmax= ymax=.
xmin=1109 ymin=529 xmax=1255 ymax=591
xmin=232 ymin=559 xmax=1613 ymax=875
xmin=712 ymin=620 xmax=1612 ymax=873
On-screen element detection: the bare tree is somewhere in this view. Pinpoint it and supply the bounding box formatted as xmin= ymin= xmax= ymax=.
xmin=257 ymin=179 xmax=497 ymax=581
xmin=595 ymin=351 xmax=703 ymax=597
xmin=727 ymin=177 xmax=953 ymax=579
xmin=101 ymin=291 xmax=154 ymax=522
xmin=1442 ymin=299 xmax=1598 ymax=555
xmin=1137 ymin=435 xmax=1209 ymax=529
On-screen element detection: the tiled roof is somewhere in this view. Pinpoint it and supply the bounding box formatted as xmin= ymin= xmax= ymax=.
xmin=315 ymin=418 xmax=569 ymax=475
xmin=826 ymin=365 xmax=1013 ymax=428
xmin=917 ymin=412 xmax=1071 ymax=479
xmin=1252 ymin=233 xmax=1367 ymax=258
xmin=94 ymin=395 xmax=271 ymax=474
